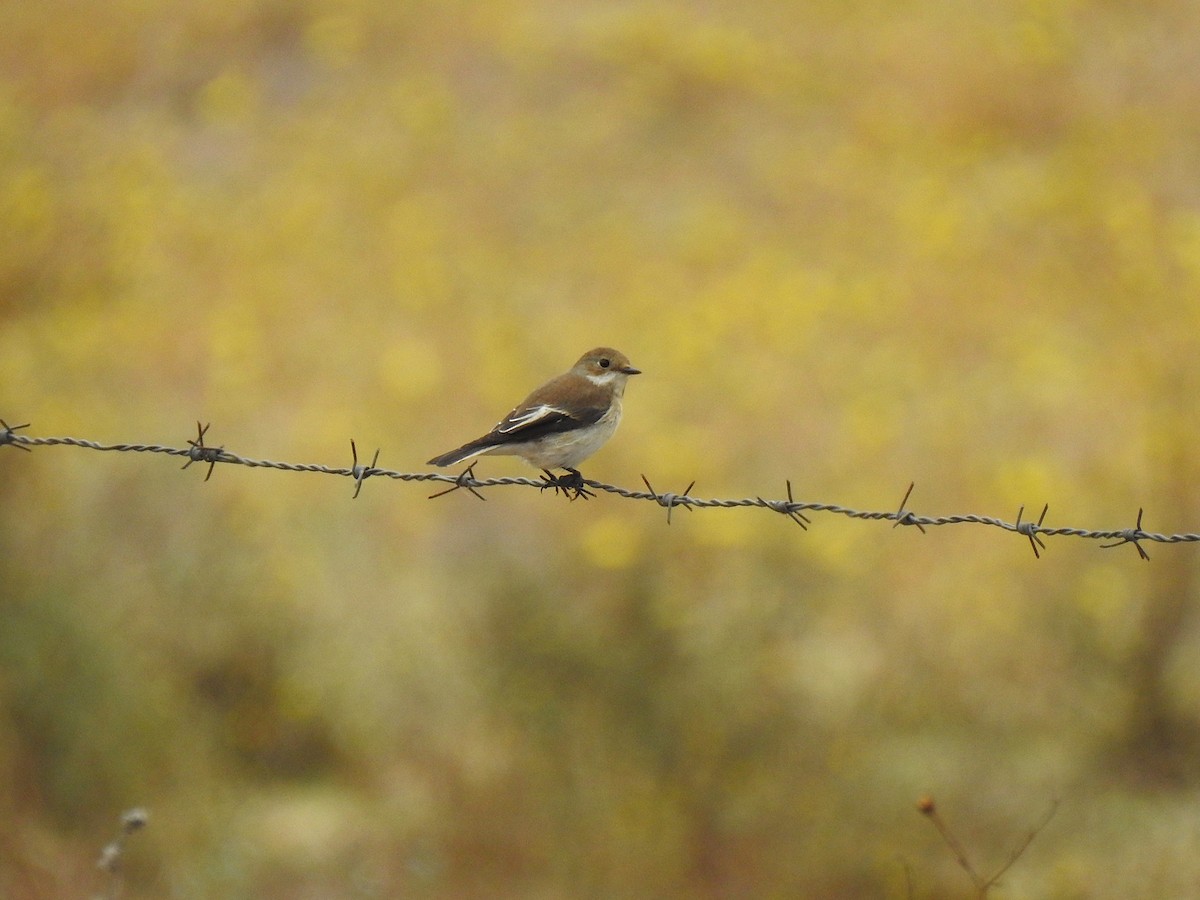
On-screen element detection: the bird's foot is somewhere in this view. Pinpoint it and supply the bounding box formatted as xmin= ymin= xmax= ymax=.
xmin=539 ymin=468 xmax=594 ymax=500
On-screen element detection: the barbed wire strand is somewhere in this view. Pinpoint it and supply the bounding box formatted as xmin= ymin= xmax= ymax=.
xmin=2 ymin=419 xmax=1194 ymax=559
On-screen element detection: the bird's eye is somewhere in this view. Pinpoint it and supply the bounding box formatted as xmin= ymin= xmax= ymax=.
xmin=599 ymin=358 xmax=611 ymax=368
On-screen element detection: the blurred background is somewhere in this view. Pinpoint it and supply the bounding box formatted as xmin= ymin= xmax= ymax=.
xmin=3 ymin=0 xmax=1200 ymax=896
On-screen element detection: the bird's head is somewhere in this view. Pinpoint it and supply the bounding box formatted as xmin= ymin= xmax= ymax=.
xmin=575 ymin=347 xmax=641 ymax=389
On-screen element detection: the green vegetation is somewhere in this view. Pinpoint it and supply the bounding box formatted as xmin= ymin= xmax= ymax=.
xmin=4 ymin=0 xmax=1200 ymax=895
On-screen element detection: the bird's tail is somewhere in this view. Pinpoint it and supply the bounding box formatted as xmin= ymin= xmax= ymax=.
xmin=426 ymin=440 xmax=494 ymax=467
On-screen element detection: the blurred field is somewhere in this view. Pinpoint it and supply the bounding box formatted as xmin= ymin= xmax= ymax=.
xmin=4 ymin=0 xmax=1200 ymax=896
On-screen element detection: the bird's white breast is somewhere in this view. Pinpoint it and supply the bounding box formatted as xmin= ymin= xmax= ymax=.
xmin=514 ymin=399 xmax=623 ymax=469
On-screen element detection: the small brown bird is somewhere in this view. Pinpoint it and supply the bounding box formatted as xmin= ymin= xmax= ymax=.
xmin=427 ymin=347 xmax=641 ymax=490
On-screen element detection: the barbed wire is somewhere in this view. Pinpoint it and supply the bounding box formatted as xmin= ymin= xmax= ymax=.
xmin=1 ymin=418 xmax=1194 ymax=559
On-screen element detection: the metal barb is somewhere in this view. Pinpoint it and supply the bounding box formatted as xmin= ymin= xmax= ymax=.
xmin=769 ymin=480 xmax=810 ymax=529
xmin=891 ymin=482 xmax=926 ymax=533
xmin=787 ymin=479 xmax=811 ymax=528
xmin=1100 ymin=507 xmax=1151 ymax=560
xmin=640 ymin=474 xmax=666 ymax=522
xmin=1014 ymin=503 xmax=1049 ymax=559
xmin=641 ymin=475 xmax=693 ymax=524
xmin=0 ymin=419 xmax=32 ymax=452
xmin=428 ymin=463 xmax=487 ymax=501
xmin=349 ymin=440 xmax=381 ymax=499
xmin=182 ymin=421 xmax=224 ymax=481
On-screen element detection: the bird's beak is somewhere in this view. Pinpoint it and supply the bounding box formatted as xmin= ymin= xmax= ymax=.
xmin=621 ymin=365 xmax=642 ymax=376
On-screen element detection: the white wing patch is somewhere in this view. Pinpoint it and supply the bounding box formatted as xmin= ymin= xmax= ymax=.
xmin=497 ymin=404 xmax=570 ymax=434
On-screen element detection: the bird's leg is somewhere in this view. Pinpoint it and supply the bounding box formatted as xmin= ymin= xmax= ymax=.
xmin=539 ymin=467 xmax=594 ymax=500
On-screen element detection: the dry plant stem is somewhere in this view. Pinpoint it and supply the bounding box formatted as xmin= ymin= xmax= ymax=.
xmin=983 ymin=799 xmax=1060 ymax=891
xmin=918 ymin=796 xmax=986 ymax=894
xmin=917 ymin=795 xmax=1058 ymax=898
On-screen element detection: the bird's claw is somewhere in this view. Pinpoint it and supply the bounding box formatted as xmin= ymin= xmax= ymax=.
xmin=539 ymin=468 xmax=594 ymax=500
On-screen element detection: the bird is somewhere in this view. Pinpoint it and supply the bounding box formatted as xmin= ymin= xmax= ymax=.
xmin=427 ymin=347 xmax=641 ymax=496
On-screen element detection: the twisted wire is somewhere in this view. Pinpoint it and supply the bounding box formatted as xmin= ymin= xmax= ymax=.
xmin=1 ymin=420 xmax=1188 ymax=558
